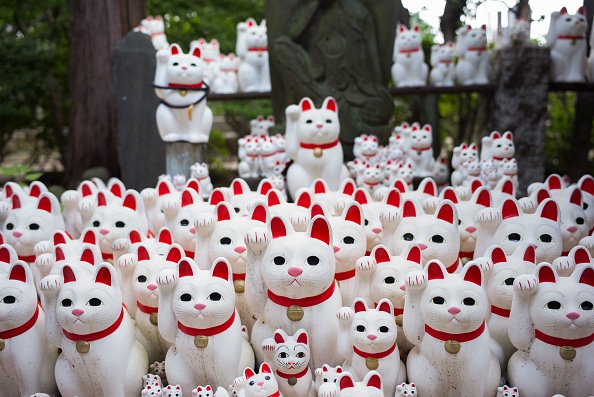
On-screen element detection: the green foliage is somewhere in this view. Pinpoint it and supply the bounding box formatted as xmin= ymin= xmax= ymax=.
xmin=0 ymin=164 xmax=43 ymax=184
xmin=545 ymin=92 xmax=575 ymax=175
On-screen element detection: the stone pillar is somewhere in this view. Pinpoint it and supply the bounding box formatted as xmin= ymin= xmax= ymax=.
xmin=491 ymin=47 xmax=550 ymax=196
xmin=165 ymin=142 xmax=207 ymax=179
xmin=112 ymin=31 xmax=165 ymax=190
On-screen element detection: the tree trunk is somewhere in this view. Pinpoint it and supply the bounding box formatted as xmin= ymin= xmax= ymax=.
xmin=441 ymin=0 xmax=465 ymax=43
xmin=66 ymin=0 xmax=145 ymax=188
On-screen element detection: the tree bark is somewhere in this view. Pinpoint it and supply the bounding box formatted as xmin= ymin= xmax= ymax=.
xmin=441 ymin=0 xmax=465 ymax=43
xmin=66 ymin=0 xmax=145 ymax=187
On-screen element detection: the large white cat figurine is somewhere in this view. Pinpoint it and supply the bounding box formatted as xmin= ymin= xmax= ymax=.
xmin=547 ymin=7 xmax=588 ymax=82
xmin=391 ymin=25 xmax=428 ymax=87
xmin=429 ymin=42 xmax=455 ymax=86
xmin=455 ymin=25 xmax=490 ymax=85
xmin=236 ymin=18 xmax=271 ymax=92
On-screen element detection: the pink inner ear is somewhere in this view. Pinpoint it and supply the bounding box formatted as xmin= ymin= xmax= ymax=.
xmin=159 ymin=229 xmax=173 ymax=245
xmin=260 ymin=363 xmax=272 ymax=374
xmin=137 ymin=246 xmax=150 ymax=261
xmin=377 ymin=301 xmax=392 ymax=315
xmin=192 ymin=47 xmax=201 ymax=58
xmin=538 ymin=265 xmax=556 ymax=283
xmin=209 ymin=189 xmax=225 ymax=205
xmin=296 ymin=191 xmax=312 ymax=208
xmin=166 ymin=246 xmax=182 ymax=263
xmin=314 ymin=180 xmax=326 ymax=194
xmin=29 ymin=184 xmax=41 ymax=197
xmin=181 ymin=190 xmax=194 ymax=208
xmin=394 ymin=179 xmax=407 ymax=193
xmin=63 ymin=266 xmax=76 ymax=283
xmin=403 ymin=200 xmax=417 ymax=218
xmin=354 ymin=300 xmax=367 ymax=313
xmin=354 ymin=190 xmax=368 ymax=205
xmin=540 ymin=200 xmax=559 ymax=222
xmin=11 ymin=195 xmax=21 ymax=210
xmin=502 ymin=199 xmax=520 ymax=220
xmin=340 ymin=376 xmax=354 ymax=390
xmin=271 ymin=217 xmax=287 ymax=239
xmin=9 ymin=264 xmax=26 ymax=282
xmin=374 ymin=246 xmax=391 ymax=264
xmin=244 ymin=368 xmax=255 ymax=379
xmin=97 ymin=192 xmax=107 ymax=207
xmin=342 ymin=180 xmax=355 ymax=195
xmin=476 ymin=189 xmax=491 ymax=207
xmin=491 ymin=247 xmax=507 ymax=264
xmin=55 ymin=246 xmax=65 ymax=261
xmin=407 ymin=245 xmax=422 ymax=264
xmin=573 ymin=247 xmax=590 ymax=264
xmin=251 ymin=204 xmax=267 ymax=223
xmin=367 ymin=374 xmax=382 ymax=389
xmin=80 ymin=249 xmax=95 ymax=265
xmin=95 ymin=267 xmax=112 ymax=286
xmin=268 ymin=190 xmax=281 ymax=206
xmin=217 ymin=204 xmax=232 ymax=221
xmin=178 ymin=260 xmax=194 ymax=278
xmin=311 ymin=203 xmax=325 ymax=218
xmin=259 ymin=180 xmax=272 ymax=195
xmin=301 ymin=98 xmax=313 ymax=112
xmin=579 ymin=267 xmax=594 ymax=287
xmin=158 ymin=181 xmax=171 ymax=196
xmin=427 ymin=261 xmax=445 ymax=280
xmin=463 ymin=264 xmax=482 ymax=286
xmin=37 ymin=196 xmax=52 ymax=213
xmin=570 ymin=189 xmax=582 ymax=206
xmin=211 ymin=260 xmax=230 ymax=281
xmin=325 ymin=98 xmax=337 ymax=112
xmin=274 ymin=331 xmax=285 ymax=344
xmin=386 ymin=189 xmax=401 ymax=207
xmin=123 ymin=194 xmax=137 ymax=211
xmin=129 ymin=230 xmax=142 ymax=244
xmin=436 ymin=203 xmax=455 ymax=224
xmin=443 ymin=188 xmax=458 ymax=204
xmin=110 ymin=184 xmax=123 ymax=198
xmin=296 ymin=331 xmax=308 ymax=345
xmin=310 ymin=217 xmax=331 ymax=246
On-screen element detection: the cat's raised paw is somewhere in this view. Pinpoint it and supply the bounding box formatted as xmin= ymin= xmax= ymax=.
xmin=157 ymin=269 xmax=177 ymax=286
xmin=514 ymin=274 xmax=538 ymax=293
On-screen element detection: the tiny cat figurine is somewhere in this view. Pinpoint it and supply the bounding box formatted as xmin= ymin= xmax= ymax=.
xmin=163 ymin=384 xmax=183 ymax=397
xmin=499 ymin=158 xmax=519 ymax=191
xmin=408 ymin=124 xmax=434 ymax=178
xmin=432 ymin=154 xmax=450 ymax=192
xmin=429 ymin=42 xmax=455 ymax=86
xmin=455 ymin=25 xmax=490 ymax=85
xmin=547 ymin=7 xmax=587 ymax=82
xmin=391 ymin=25 xmax=428 ymax=87
xmin=191 ymin=38 xmax=220 ymax=85
xmin=147 ymin=16 xmax=169 ymax=51
xmin=313 ymin=364 xmax=343 ymax=395
xmin=39 ymin=263 xmax=148 ymax=397
xmin=0 ymin=261 xmax=59 ymax=397
xmin=361 ymin=163 xmax=385 ymax=198
xmin=156 ymin=257 xmax=254 ymax=396
xmin=404 ymin=260 xmax=501 ymax=396
xmin=212 ymin=53 xmax=240 ymax=94
xmin=192 ymin=385 xmax=230 ymax=397
xmin=508 ymin=263 xmax=594 ymax=396
xmin=238 ymin=136 xmax=262 ymax=179
xmin=266 ymin=189 xmax=311 ymax=233
xmin=284 ymin=97 xmax=349 ymax=199
xmin=496 ymin=385 xmax=519 ymax=397
xmin=245 ymin=215 xmax=343 ymax=369
xmin=337 ymin=299 xmax=406 ymax=397
xmin=480 ymin=131 xmax=515 ymax=163
xmin=353 ymin=135 xmax=380 ymax=165
xmin=190 ymin=163 xmax=214 ymax=199
xmin=150 ymin=361 xmax=168 ymax=386
xmin=395 ymin=383 xmax=417 ymax=397
xmin=338 ymin=371 xmax=384 ymax=397
xmin=451 ymin=142 xmax=478 ymax=171
xmin=233 ymin=362 xmax=281 ymax=397
xmin=236 ymin=18 xmax=271 ymax=92
xmin=262 ymin=329 xmax=316 ymax=397
xmin=154 ymin=43 xmax=213 ymax=143
xmin=142 ymin=384 xmax=163 ymax=397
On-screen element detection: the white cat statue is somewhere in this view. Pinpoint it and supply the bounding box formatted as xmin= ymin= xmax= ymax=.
xmin=190 ymin=163 xmax=214 ymax=199
xmin=306 ymin=178 xmax=356 ymax=217
xmin=313 ymin=364 xmax=343 ymax=395
xmin=0 ymin=243 xmax=17 ymax=274
xmin=191 ymin=38 xmax=221 ymax=85
xmin=337 ymin=299 xmax=406 ymax=397
xmin=148 ymin=16 xmax=169 ymax=51
xmin=156 ymin=257 xmax=254 ymax=396
xmin=455 ymin=25 xmax=490 ymax=85
xmin=262 ymin=329 xmax=316 ymax=397
xmin=394 ymin=383 xmax=417 ymax=397
xmin=284 ymin=97 xmax=349 ymax=199
xmin=337 ymin=371 xmax=384 ymax=397
xmin=163 ymin=384 xmax=184 ymax=397
xmin=39 ymin=263 xmax=148 ymax=397
xmin=408 ymin=124 xmax=434 ymax=178
xmin=499 ymin=158 xmax=519 ymax=192
xmin=60 ymin=180 xmax=98 ymax=238
xmin=192 ymin=385 xmax=230 ymax=397
xmin=232 ymin=362 xmax=281 ymax=397
xmin=154 ymin=43 xmax=213 ymax=143
xmin=267 ymin=189 xmax=311 ymax=233
xmin=245 ymin=215 xmax=343 ymax=369
xmin=395 ymin=161 xmax=414 ymax=190
xmin=404 ymin=260 xmax=501 ymax=396
xmin=429 ymin=42 xmax=455 ymax=86
xmin=451 ymin=142 xmax=479 ymax=171
xmin=0 ymin=261 xmax=59 ymax=397
xmin=361 ymin=163 xmax=384 ymax=196
xmin=238 ymin=136 xmax=262 ymax=179
xmin=213 ymin=53 xmax=240 ymax=94
xmin=236 ymin=18 xmax=271 ymax=92
xmin=142 ymin=178 xmax=180 ymax=234
xmin=353 ymin=135 xmax=380 ymax=165
xmin=480 ymin=131 xmax=515 ymax=163
xmin=432 ymin=154 xmax=450 ymax=192
xmin=507 ymin=263 xmax=594 ymax=396
xmin=496 ymin=385 xmax=519 ymax=397
xmin=391 ymin=25 xmax=428 ymax=87
xmin=547 ymin=7 xmax=588 ymax=82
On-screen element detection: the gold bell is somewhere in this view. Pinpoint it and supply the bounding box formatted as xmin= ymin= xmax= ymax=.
xmin=444 ymin=339 xmax=461 ymax=354
xmin=395 ymin=314 xmax=404 ymax=327
xmin=179 ymin=89 xmax=187 ymax=97
xmin=559 ymin=346 xmax=576 ymax=360
xmin=194 ymin=335 xmax=208 ymax=349
xmin=365 ymin=357 xmax=379 ymax=370
xmin=149 ymin=313 xmax=158 ymax=326
xmin=313 ymin=147 xmax=323 ymax=158
xmin=287 ymin=377 xmax=297 ymax=386
xmin=76 ymin=340 xmax=91 ymax=354
xmin=287 ymin=305 xmax=304 ymax=321
xmin=0 ymin=338 xmax=4 ymax=351
xmin=234 ymin=279 xmax=245 ymax=293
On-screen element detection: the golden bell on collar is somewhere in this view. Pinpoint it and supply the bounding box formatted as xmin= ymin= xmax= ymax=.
xmin=444 ymin=339 xmax=461 ymax=354
xmin=76 ymin=340 xmax=91 ymax=354
xmin=179 ymin=89 xmax=188 ymax=97
xmin=395 ymin=314 xmax=404 ymax=327
xmin=0 ymin=338 xmax=5 ymax=351
xmin=287 ymin=305 xmax=304 ymax=321
xmin=149 ymin=313 xmax=159 ymax=326
xmin=559 ymin=346 xmax=576 ymax=360
xmin=365 ymin=357 xmax=379 ymax=370
xmin=313 ymin=147 xmax=323 ymax=158
xmin=234 ymin=279 xmax=245 ymax=293
xmin=194 ymin=335 xmax=208 ymax=349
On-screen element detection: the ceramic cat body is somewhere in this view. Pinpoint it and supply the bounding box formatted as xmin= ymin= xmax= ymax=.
xmin=496 ymin=385 xmax=519 ymax=397
xmin=507 ymin=263 xmax=594 ymax=396
xmin=353 ymin=135 xmax=380 ymax=165
xmin=148 ymin=16 xmax=169 ymax=50
xmin=429 ymin=42 xmax=455 ymax=86
xmin=407 ymin=124 xmax=434 ymax=177
xmin=391 ymin=25 xmax=428 ymax=87
xmin=480 ymin=131 xmax=515 ymax=163
xmin=193 ymin=385 xmax=230 ymax=397
xmin=432 ymin=155 xmax=450 ymax=192
xmin=361 ymin=164 xmax=384 ymax=196
xmin=313 ymin=364 xmax=343 ymax=395
xmin=338 ymin=371 xmax=384 ymax=397
xmin=499 ymin=158 xmax=518 ymax=191
xmin=190 ymin=163 xmax=214 ymax=199
xmin=455 ymin=25 xmax=490 ymax=85
xmin=212 ymin=53 xmax=239 ymax=94
xmin=395 ymin=383 xmax=417 ymax=397
xmin=233 ymin=363 xmax=282 ymax=397
xmin=154 ymin=43 xmax=213 ymax=143
xmin=191 ymin=38 xmax=221 ymax=84
xmin=451 ymin=142 xmax=478 ymax=171
xmin=60 ymin=180 xmax=98 ymax=238
xmin=404 ymin=260 xmax=500 ymax=397
xmin=284 ymin=97 xmax=349 ymax=199
xmin=236 ymin=18 xmax=270 ymax=92
xmin=142 ymin=179 xmax=181 ymax=234
xmin=547 ymin=7 xmax=587 ymax=82
xmin=39 ymin=263 xmax=148 ymax=397
xmin=0 ymin=262 xmax=59 ymax=397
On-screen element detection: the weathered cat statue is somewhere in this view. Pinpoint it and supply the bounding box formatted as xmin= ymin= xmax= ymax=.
xmin=391 ymin=25 xmax=428 ymax=87
xmin=236 ymin=18 xmax=270 ymax=92
xmin=547 ymin=7 xmax=588 ymax=82
xmin=455 ymin=25 xmax=490 ymax=85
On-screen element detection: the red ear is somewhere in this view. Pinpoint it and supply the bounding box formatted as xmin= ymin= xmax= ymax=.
xmin=354 ymin=300 xmax=367 ymax=313
xmin=475 ymin=188 xmax=491 ymax=208
xmin=413 ymin=25 xmax=420 ymax=32
xmin=463 ymin=263 xmax=482 ymax=286
xmin=157 ymin=181 xmax=171 ymax=196
xmin=171 ymin=44 xmax=180 ymax=55
xmin=407 ymin=245 xmax=422 ymax=264
xmin=158 ymin=228 xmax=173 ymax=245
xmin=471 ymin=178 xmax=483 ymax=193
xmin=55 ymin=246 xmax=66 ymax=261
xmin=310 ymin=216 xmax=331 ymax=246
xmin=9 ymin=263 xmax=26 ymax=282
xmin=560 ymin=7 xmax=568 ymax=14
xmin=572 ymin=247 xmax=590 ymax=265
xmin=274 ymin=331 xmax=285 ymax=344
xmin=374 ymin=246 xmax=391 ymax=264
xmin=480 ymin=24 xmax=486 ymax=30
xmin=579 ymin=176 xmax=594 ymax=195
xmin=296 ymin=330 xmax=308 ymax=345
xmin=547 ymin=175 xmax=562 ymax=191
xmin=296 ymin=191 xmax=312 ymax=208
xmin=81 ymin=229 xmax=96 ymax=244
xmin=267 ymin=190 xmax=281 ymax=206
xmin=166 ymin=246 xmax=182 ymax=263
xmin=393 ymin=179 xmax=407 ymax=193
xmin=232 ymin=179 xmax=245 ymax=196
xmin=0 ymin=246 xmax=11 ymax=263
xmin=570 ymin=188 xmax=582 ymax=206
xmin=523 ymin=245 xmax=536 ymax=263
xmin=377 ymin=300 xmax=392 ymax=315
xmin=314 ymin=180 xmax=327 ymax=194
xmin=129 ymin=230 xmax=142 ymax=244
xmin=442 ymin=188 xmax=458 ymax=204
xmin=137 ymin=246 xmax=150 ymax=262
xmin=181 ymin=190 xmax=194 ymax=208
xmin=178 ymin=259 xmax=194 ymax=278
xmin=310 ymin=203 xmax=325 ymax=218
xmin=54 ymin=231 xmax=68 ymax=246
xmin=211 ymin=259 xmax=230 ymax=281
xmin=80 ymin=248 xmax=96 ymax=265
xmin=259 ymin=180 xmax=273 ymax=195
xmin=251 ymin=203 xmax=267 ymax=223
xmin=579 ymin=267 xmax=594 ymax=287
xmin=260 ymin=362 xmax=272 ymax=374
xmin=209 ymin=189 xmax=225 ymax=205
xmin=186 ymin=179 xmax=200 ymax=194
xmin=501 ymin=199 xmax=520 ymax=220
xmin=427 ymin=261 xmax=445 ymax=280
xmin=491 ymin=247 xmax=507 ymax=264
xmin=29 ymin=183 xmax=42 ymax=198
xmin=539 ymin=199 xmax=559 ymax=222
xmin=206 ymin=386 xmax=211 ymax=391
xmin=11 ymin=195 xmax=20 ymax=210
xmin=97 ymin=192 xmax=107 ymax=207
xmin=217 ymin=203 xmax=232 ymax=221
xmin=385 ymin=189 xmax=401 ymax=207
xmin=340 ymin=375 xmax=355 ymax=390
xmin=491 ymin=131 xmax=501 ymax=139
xmin=336 ymin=367 xmax=343 ymax=373
xmin=501 ymin=180 xmax=514 ymax=196
xmin=244 ymin=367 xmax=255 ymax=379
xmin=342 ymin=180 xmax=356 ymax=195
xmin=300 ymin=98 xmax=314 ymax=112
xmin=344 ymin=204 xmax=363 ymax=225
xmin=538 ymin=265 xmax=556 ymax=283
xmin=436 ymin=202 xmax=455 ymax=224
xmin=191 ymin=46 xmax=201 ymax=58
xmin=271 ymin=217 xmax=287 ymax=239
xmin=367 ymin=373 xmax=382 ymax=390
xmin=123 ymin=193 xmax=137 ymax=211
xmin=110 ymin=183 xmax=123 ymax=198
xmin=354 ymin=189 xmax=368 ymax=205
xmin=324 ymin=97 xmax=337 ymax=112
xmin=398 ymin=25 xmax=406 ymax=33
xmin=63 ymin=265 xmax=76 ymax=283
xmin=95 ymin=266 xmax=112 ymax=286
xmin=402 ymin=200 xmax=417 ymax=218
xmin=578 ymin=6 xmax=585 ymax=15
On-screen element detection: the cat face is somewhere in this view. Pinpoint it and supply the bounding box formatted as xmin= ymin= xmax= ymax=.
xmin=397 ymin=162 xmax=414 ymax=183
xmin=358 ymin=135 xmax=379 ymax=156
xmin=166 ymin=44 xmax=204 ymax=86
xmin=460 ymin=25 xmax=487 ymax=50
xmin=354 ymin=188 xmax=401 ymax=253
xmin=243 ymin=362 xmax=279 ymax=397
xmin=553 ymin=7 xmax=587 ymax=37
xmin=351 ymin=299 xmax=397 ymax=354
xmin=329 ymin=203 xmax=366 ymax=271
xmin=396 ymin=382 xmax=417 ymax=397
xmin=432 ymin=42 xmax=454 ymax=63
xmin=163 ymin=384 xmax=182 ymax=397
xmin=197 ymin=39 xmax=220 ymax=63
xmin=133 ymin=245 xmax=182 ymax=307
xmin=409 ymin=124 xmax=432 ymax=149
xmin=296 ymin=97 xmax=340 ymax=144
xmin=0 ymin=261 xmax=38 ymax=332
xmin=172 ymin=258 xmax=235 ymax=329
xmin=244 ymin=18 xmax=268 ymax=50
xmin=191 ymin=163 xmax=210 ymax=179
xmin=269 ymin=328 xmax=310 ymax=372
xmin=164 ymin=189 xmax=212 ymax=253
xmin=339 ymin=371 xmax=384 ymax=397
xmin=192 ymin=385 xmax=213 ymax=397
xmin=396 ymin=25 xmax=422 ymax=50
xmin=315 ymin=364 xmax=344 ymax=388
xmin=489 ymin=131 xmax=515 ymax=160
xmin=363 ymin=164 xmax=383 ymax=185
xmin=556 ymin=187 xmax=589 ymax=253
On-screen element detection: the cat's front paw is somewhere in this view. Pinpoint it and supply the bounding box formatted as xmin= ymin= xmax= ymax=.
xmin=34 ymin=254 xmax=54 ymax=272
xmin=318 ymin=383 xmax=339 ymax=397
xmin=40 ymin=275 xmax=62 ymax=292
xmin=470 ymin=257 xmax=493 ymax=273
xmin=156 ymin=49 xmax=169 ymax=63
xmin=405 ymin=271 xmax=427 ymax=290
xmin=553 ymin=256 xmax=575 ymax=277
xmin=34 ymin=240 xmax=53 ymax=255
xmin=423 ymin=197 xmax=440 ymax=214
xmin=478 ymin=207 xmax=501 ymax=223
xmin=262 ymin=338 xmax=276 ymax=353
xmin=232 ymin=376 xmax=246 ymax=390
xmin=285 ymin=104 xmax=301 ymax=122
xmin=289 ymin=212 xmax=309 ymax=229
xmin=117 ymin=253 xmax=136 ymax=269
xmin=161 ymin=199 xmax=180 ymax=218
xmin=519 ymin=197 xmax=538 ymax=214
xmin=356 ymin=256 xmax=375 ymax=272
xmin=194 ymin=213 xmax=216 ymax=235
xmin=245 ymin=228 xmax=269 ymax=247
xmin=514 ymin=274 xmax=538 ymax=294
xmin=157 ymin=269 xmax=178 ymax=286
xmin=141 ymin=188 xmax=158 ymax=206
xmin=380 ymin=208 xmax=400 ymax=230
xmin=60 ymin=190 xmax=80 ymax=208
xmin=337 ymin=307 xmax=353 ymax=321
xmin=112 ymin=238 xmax=130 ymax=254
xmin=579 ymin=235 xmax=594 ymax=251
xmin=78 ymin=200 xmax=95 ymax=215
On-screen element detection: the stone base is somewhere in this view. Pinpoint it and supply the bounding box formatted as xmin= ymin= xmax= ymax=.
xmin=166 ymin=141 xmax=208 ymax=179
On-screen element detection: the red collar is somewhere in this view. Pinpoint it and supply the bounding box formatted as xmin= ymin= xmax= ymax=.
xmin=203 ymin=58 xmax=215 ymax=63
xmin=261 ymin=152 xmax=276 ymax=158
xmin=0 ymin=303 xmax=40 ymax=339
xmin=168 ymin=82 xmax=204 ymax=89
xmin=491 ymin=156 xmax=506 ymax=161
xmin=102 ymin=252 xmax=113 ymax=260
xmin=439 ymin=59 xmax=453 ymax=64
xmin=219 ymin=68 xmax=236 ymax=73
xmin=424 ymin=320 xmax=486 ymax=343
xmin=459 ymin=251 xmax=474 ymax=259
xmin=246 ymin=154 xmax=259 ymax=158
xmin=468 ymin=47 xmax=487 ymax=52
xmin=535 ymin=329 xmax=594 ymax=348
xmin=276 ymin=367 xmax=310 ymax=380
xmin=300 ymin=138 xmax=340 ymax=151
xmin=353 ymin=342 xmax=397 ymax=359
xmin=137 ymin=301 xmax=158 ymax=315
xmin=233 ymin=273 xmax=246 ymax=282
xmin=410 ymin=146 xmax=432 ymax=152
xmin=248 ymin=47 xmax=268 ymax=52
xmin=503 ymin=172 xmax=516 ymax=176
xmin=335 ymin=269 xmax=355 ymax=281
xmin=151 ymin=32 xmax=165 ymax=37
xmin=195 ymin=175 xmax=210 ymax=181
xmin=267 ymin=393 xmax=280 ymax=397
xmin=184 ymin=250 xmax=195 ymax=258
xmin=558 ymin=35 xmax=584 ymax=40
xmin=267 ymin=282 xmax=336 ymax=308
xmin=446 ymin=261 xmax=459 ymax=274
xmin=63 ymin=307 xmax=124 ymax=342
xmin=362 ymin=153 xmax=376 ymax=158
xmin=562 ymin=251 xmax=570 ymax=256
xmin=365 ymin=181 xmax=382 ymax=187
xmin=399 ymin=48 xmax=420 ymax=54
xmin=178 ymin=310 xmax=236 ymax=337
xmin=491 ymin=305 xmax=510 ymax=318
xmin=17 ymin=254 xmax=36 ymax=263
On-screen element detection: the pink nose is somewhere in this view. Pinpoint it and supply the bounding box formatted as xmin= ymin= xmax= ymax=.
xmin=288 ymin=267 xmax=303 ymax=277
xmin=147 ymin=284 xmax=158 ymax=291
xmin=418 ymin=243 xmax=427 ymax=250
xmin=182 ymin=66 xmax=187 ymax=70
xmin=566 ymin=312 xmax=580 ymax=320
xmin=372 ymin=228 xmax=382 ymax=234
xmin=367 ymin=334 xmax=377 ymax=340
xmin=12 ymin=231 xmax=22 ymax=238
xmin=257 ymin=381 xmax=264 ymax=387
xmin=400 ymin=285 xmax=406 ymax=291
xmin=100 ymin=229 xmax=109 ymax=235
xmin=448 ymin=307 xmax=461 ymax=314
xmin=465 ymin=226 xmax=477 ymax=233
xmin=316 ymin=124 xmax=323 ymax=129
xmin=333 ymin=246 xmax=340 ymax=253
xmin=234 ymin=246 xmax=246 ymax=253
xmin=189 ymin=228 xmax=196 ymax=234
xmin=72 ymin=308 xmax=84 ymax=316
xmin=567 ymin=226 xmax=578 ymax=233
xmin=194 ymin=303 xmax=206 ymax=310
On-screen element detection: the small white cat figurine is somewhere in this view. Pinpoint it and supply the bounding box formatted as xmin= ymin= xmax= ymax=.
xmin=391 ymin=25 xmax=428 ymax=87
xmin=147 ymin=16 xmax=169 ymax=51
xmin=429 ymin=42 xmax=455 ymax=86
xmin=212 ymin=53 xmax=240 ymax=94
xmin=232 ymin=362 xmax=281 ymax=397
xmin=314 ymin=364 xmax=343 ymax=396
xmin=455 ymin=25 xmax=490 ymax=85
xmin=496 ymin=385 xmax=519 ymax=397
xmin=190 ymin=162 xmax=214 ymax=199
xmin=236 ymin=18 xmax=271 ymax=92
xmin=480 ymin=131 xmax=515 ymax=163
xmin=338 ymin=371 xmax=385 ymax=397
xmin=154 ymin=43 xmax=213 ymax=143
xmin=547 ymin=7 xmax=588 ymax=82
xmin=408 ymin=124 xmax=435 ymax=178
xmin=395 ymin=383 xmax=417 ymax=397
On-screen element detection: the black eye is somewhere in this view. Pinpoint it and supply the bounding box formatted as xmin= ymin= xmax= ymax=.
xmin=264 ymin=376 xmax=270 ymax=380
xmin=379 ymin=326 xmax=390 ymax=333
xmin=364 ymin=219 xmax=369 ymax=226
xmin=545 ymin=301 xmax=561 ymax=310
xmin=539 ymin=234 xmax=553 ymax=243
xmin=430 ymin=235 xmax=444 ymax=243
xmin=343 ymin=236 xmax=355 ymax=244
xmin=462 ymin=297 xmax=476 ymax=306
xmin=503 ymin=277 xmax=514 ymax=286
xmin=249 ymin=381 xmax=254 ymax=386
xmin=306 ymin=119 xmax=313 ymax=124
xmin=92 ymin=220 xmax=100 ymax=227
xmin=2 ymin=296 xmax=16 ymax=304
xmin=383 ymin=276 xmax=395 ymax=284
xmin=584 ymin=202 xmax=589 ymax=210
xmin=356 ymin=325 xmax=366 ymax=332
xmin=333 ymin=379 xmax=337 ymax=383
xmin=506 ymin=233 xmax=521 ymax=242
xmin=458 ymin=219 xmax=462 ymax=225
xmin=234 ymin=207 xmax=240 ymax=213
xmin=576 ymin=217 xmax=585 ymax=225
xmin=28 ymin=223 xmax=39 ymax=230
xmin=296 ymin=352 xmax=306 ymax=358
xmin=431 ymin=296 xmax=445 ymax=304
xmin=6 ymin=223 xmax=14 ymax=230
xmin=209 ymin=292 xmax=222 ymax=301
xmin=325 ymin=119 xmax=332 ymax=123
xmin=190 ymin=62 xmax=197 ymax=67
xmin=87 ymin=298 xmax=102 ymax=306
xmin=115 ymin=221 xmax=125 ymax=228
xmin=323 ymin=378 xmax=328 ymax=383
xmin=402 ymin=233 xmax=414 ymax=241
xmin=274 ymin=256 xmax=285 ymax=266
xmin=279 ymin=352 xmax=288 ymax=358
xmin=307 ymin=256 xmax=319 ymax=266
xmin=497 ymin=144 xmax=502 ymax=148
xmin=580 ymin=301 xmax=593 ymax=310
xmin=180 ymin=219 xmax=189 ymax=226
xmin=173 ymin=62 xmax=179 ymax=66
xmin=180 ymin=293 xmax=192 ymax=302
xmin=220 ymin=237 xmax=232 ymax=245
xmin=61 ymin=298 xmax=72 ymax=307
xmin=137 ymin=275 xmax=147 ymax=283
